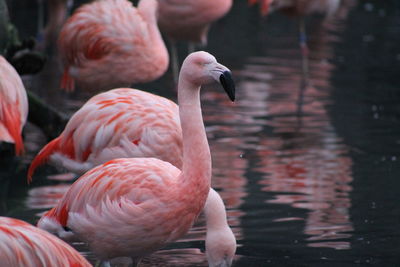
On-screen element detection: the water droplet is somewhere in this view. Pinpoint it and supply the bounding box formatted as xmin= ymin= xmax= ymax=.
xmin=391 ymin=156 xmax=397 ymax=161
xmin=373 ymin=113 xmax=379 ymax=119
xmin=239 ymin=154 xmax=244 ymax=158
xmin=372 ymin=105 xmax=377 ymax=111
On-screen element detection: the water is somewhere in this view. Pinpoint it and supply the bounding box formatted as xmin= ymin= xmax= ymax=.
xmin=1 ymin=0 xmax=400 ymax=266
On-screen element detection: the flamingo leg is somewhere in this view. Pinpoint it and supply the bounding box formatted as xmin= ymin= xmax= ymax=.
xmin=131 ymin=258 xmax=141 ymax=267
xmin=168 ymin=38 xmax=180 ymax=84
xmin=296 ymin=17 xmax=310 ymax=129
xmin=95 ymin=260 xmax=111 ymax=267
xmin=100 ymin=261 xmax=111 ymax=267
xmin=37 ymin=0 xmax=44 ymax=41
xmin=188 ymin=42 xmax=196 ymax=54
xmin=299 ymin=17 xmax=309 ymax=81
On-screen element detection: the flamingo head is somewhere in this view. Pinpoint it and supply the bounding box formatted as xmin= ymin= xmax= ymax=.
xmin=180 ymin=51 xmax=235 ymax=102
xmin=205 ymin=225 xmax=237 ymax=267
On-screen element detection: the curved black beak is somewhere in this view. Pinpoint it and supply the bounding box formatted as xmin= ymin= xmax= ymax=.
xmin=219 ymin=71 xmax=235 ymax=102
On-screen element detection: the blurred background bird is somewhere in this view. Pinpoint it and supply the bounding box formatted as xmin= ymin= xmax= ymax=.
xmin=157 ymin=0 xmax=233 ymax=81
xmin=248 ymin=0 xmax=341 ymax=76
xmin=58 ymin=0 xmax=169 ymax=92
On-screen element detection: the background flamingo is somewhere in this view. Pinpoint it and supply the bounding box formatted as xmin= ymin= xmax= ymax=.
xmin=157 ymin=0 xmax=232 ymax=80
xmin=0 ymin=216 xmax=91 ymax=267
xmin=249 ymin=0 xmax=340 ymax=17
xmin=36 ymin=51 xmax=235 ymax=266
xmin=248 ymin=0 xmax=341 ymax=77
xmin=58 ymin=0 xmax=168 ymax=91
xmin=0 ymin=56 xmax=28 ymax=155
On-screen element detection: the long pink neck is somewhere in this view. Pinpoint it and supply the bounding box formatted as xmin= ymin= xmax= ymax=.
xmin=204 ymin=189 xmax=228 ymax=229
xmin=177 ymin=78 xmax=211 ymax=201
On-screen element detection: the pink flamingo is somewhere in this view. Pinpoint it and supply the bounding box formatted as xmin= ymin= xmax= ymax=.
xmin=248 ymin=0 xmax=340 ymax=79
xmin=0 ymin=216 xmax=91 ymax=267
xmin=35 ymin=51 xmax=235 ymax=266
xmin=0 ymin=56 xmax=28 ymax=155
xmin=27 ymin=88 xmax=182 ymax=176
xmin=58 ymin=0 xmax=168 ymax=91
xmin=157 ymin=0 xmax=232 ymax=80
xmin=248 ymin=0 xmax=340 ymax=17
xmin=28 ymin=87 xmax=236 ymax=265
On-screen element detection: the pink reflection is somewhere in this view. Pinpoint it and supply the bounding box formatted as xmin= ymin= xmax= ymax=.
xmin=26 ymin=184 xmax=71 ymax=210
xmin=240 ymin=0 xmax=356 ymax=250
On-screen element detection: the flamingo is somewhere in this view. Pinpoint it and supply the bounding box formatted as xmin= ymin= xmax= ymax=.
xmin=35 ymin=51 xmax=235 ymax=266
xmin=0 ymin=216 xmax=91 ymax=267
xmin=157 ymin=0 xmax=232 ymax=80
xmin=58 ymin=0 xmax=169 ymax=92
xmin=28 ymin=87 xmax=236 ymax=266
xmin=0 ymin=56 xmax=28 ymax=155
xmin=248 ymin=0 xmax=340 ymax=77
xmin=248 ymin=0 xmax=340 ymax=17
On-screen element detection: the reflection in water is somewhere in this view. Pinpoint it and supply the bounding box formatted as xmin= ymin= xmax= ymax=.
xmin=26 ymin=184 xmax=70 ymax=210
xmin=239 ymin=2 xmax=356 ymax=250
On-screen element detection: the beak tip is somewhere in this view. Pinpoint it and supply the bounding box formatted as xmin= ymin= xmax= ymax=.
xmin=220 ymin=71 xmax=236 ymax=102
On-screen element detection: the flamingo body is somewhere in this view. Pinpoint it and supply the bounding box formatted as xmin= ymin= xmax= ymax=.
xmin=271 ymin=0 xmax=340 ymax=17
xmin=28 ymin=88 xmax=182 ymax=178
xmin=39 ymin=157 xmax=193 ymax=260
xmin=59 ymin=0 xmax=168 ymax=91
xmin=37 ymin=51 xmax=236 ymax=264
xmin=157 ymin=0 xmax=232 ymax=44
xmin=0 ymin=56 xmax=28 ymax=155
xmin=0 ymin=216 xmax=91 ymax=267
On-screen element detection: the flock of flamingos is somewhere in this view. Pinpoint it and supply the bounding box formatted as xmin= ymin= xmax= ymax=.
xmin=0 ymin=0 xmax=341 ymax=266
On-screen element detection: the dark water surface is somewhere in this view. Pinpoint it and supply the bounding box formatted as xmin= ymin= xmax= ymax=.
xmin=2 ymin=0 xmax=400 ymax=266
